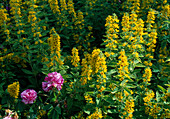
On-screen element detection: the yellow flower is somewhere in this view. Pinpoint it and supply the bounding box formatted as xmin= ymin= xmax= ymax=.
xmin=104 ymin=52 xmax=110 ymax=57
xmin=84 ymin=95 xmax=94 ymax=104
xmin=88 ymin=26 xmax=93 ymax=31
xmin=99 ymin=86 xmax=105 ymax=92
xmin=143 ymin=67 xmax=152 ymax=82
xmin=35 ymin=41 xmax=38 ymax=45
xmin=7 ymin=82 xmax=20 ymax=98
xmin=71 ymin=48 xmax=80 ymax=67
xmin=39 ymin=40 xmax=43 ymax=43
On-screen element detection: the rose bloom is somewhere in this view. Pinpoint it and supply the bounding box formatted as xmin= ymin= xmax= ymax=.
xmin=42 ymin=72 xmax=64 ymax=92
xmin=3 ymin=109 xmax=19 ymax=119
xmin=21 ymin=89 xmax=37 ymax=104
xmin=3 ymin=116 xmax=13 ymax=119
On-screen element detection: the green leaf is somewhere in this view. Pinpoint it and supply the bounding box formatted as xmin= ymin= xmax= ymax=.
xmin=96 ymin=98 xmax=100 ymax=105
xmin=89 ymin=84 xmax=95 ymax=88
xmin=152 ymin=69 xmax=159 ymax=73
xmin=164 ymin=84 xmax=170 ymax=87
xmin=47 ymin=108 xmax=54 ymax=117
xmin=29 ymin=107 xmax=34 ymax=113
xmin=161 ymin=40 xmax=167 ymax=49
xmin=120 ymin=80 xmax=128 ymax=87
xmin=111 ymin=87 xmax=118 ymax=94
xmin=165 ymin=58 xmax=170 ymax=62
xmin=157 ymin=85 xmax=166 ymax=93
xmin=52 ymin=110 xmax=57 ymax=119
xmin=107 ymin=109 xmax=115 ymax=113
xmin=16 ymin=101 xmax=25 ymax=112
xmin=124 ymin=87 xmax=131 ymax=94
xmin=108 ymin=69 xmax=116 ymax=75
xmin=67 ymin=97 xmax=73 ymax=110
xmin=55 ymin=106 xmax=61 ymax=114
xmin=59 ymin=70 xmax=66 ymax=75
xmin=126 ymin=84 xmax=137 ymax=88
xmin=43 ymin=104 xmax=53 ymax=110
xmin=103 ymin=96 xmax=115 ymax=104
xmin=22 ymin=69 xmax=33 ymax=75
xmin=0 ymin=82 xmax=5 ymax=97
xmin=135 ymin=64 xmax=145 ymax=68
xmin=156 ymin=91 xmax=160 ymax=102
xmin=84 ymin=110 xmax=90 ymax=115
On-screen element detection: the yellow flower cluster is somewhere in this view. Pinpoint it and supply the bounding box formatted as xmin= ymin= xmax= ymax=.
xmin=144 ymin=88 xmax=170 ymax=119
xmin=67 ymin=0 xmax=76 ymax=16
xmin=48 ymin=0 xmax=61 ymax=15
xmin=71 ymin=48 xmax=80 ymax=67
xmin=10 ymin=0 xmax=22 ymax=18
xmin=160 ymin=109 xmax=170 ymax=119
xmin=60 ymin=0 xmax=68 ymax=11
xmin=87 ymin=108 xmax=103 ymax=119
xmin=124 ymin=98 xmax=135 ymax=119
xmin=161 ymin=4 xmax=170 ymax=20
xmin=80 ymin=49 xmax=107 ymax=86
xmin=143 ymin=90 xmax=155 ymax=103
xmin=143 ymin=57 xmax=153 ymax=67
xmin=129 ymin=12 xmax=139 ymax=51
xmin=143 ymin=9 xmax=157 ymax=68
xmin=0 ymin=7 xmax=10 ymax=41
xmin=80 ymin=53 xmax=92 ymax=85
xmin=28 ymin=2 xmax=42 ymax=39
xmin=129 ymin=0 xmax=140 ymax=13
xmin=48 ymin=28 xmax=60 ymax=54
xmin=148 ymin=104 xmax=161 ymax=118
xmin=48 ymin=0 xmax=61 ymax=25
xmin=37 ymin=109 xmax=46 ymax=119
xmin=0 ymin=52 xmax=15 ymax=67
xmin=12 ymin=53 xmax=27 ymax=68
xmin=115 ymin=92 xmax=123 ymax=102
xmin=0 ymin=8 xmax=9 ymax=27
xmin=146 ymin=9 xmax=156 ymax=27
xmin=122 ymin=13 xmax=130 ymax=33
xmin=98 ymin=86 xmax=105 ymax=93
xmin=105 ymin=13 xmax=119 ymax=50
xmin=117 ymin=50 xmax=129 ymax=81
xmin=67 ymin=0 xmax=77 ymax=31
xmin=29 ymin=13 xmax=37 ymax=34
xmin=60 ymin=0 xmax=68 ymax=27
xmin=141 ymin=0 xmax=152 ymax=10
xmin=0 ymin=53 xmax=14 ymax=62
xmin=7 ymin=82 xmax=20 ymax=98
xmin=47 ymin=28 xmax=63 ymax=66
xmin=142 ymin=67 xmax=152 ymax=82
xmin=146 ymin=30 xmax=157 ymax=53
xmin=122 ymin=0 xmax=140 ymax=14
xmin=77 ymin=112 xmax=85 ymax=119
xmin=75 ymin=11 xmax=84 ymax=29
xmin=84 ymin=95 xmax=94 ymax=104
xmin=86 ymin=0 xmax=98 ymax=11
xmin=73 ymin=11 xmax=86 ymax=50
xmin=129 ymin=12 xmax=138 ymax=28
xmin=90 ymin=49 xmax=107 ymax=76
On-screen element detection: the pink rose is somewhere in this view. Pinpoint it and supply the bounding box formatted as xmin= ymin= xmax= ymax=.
xmin=42 ymin=72 xmax=64 ymax=92
xmin=3 ymin=116 xmax=13 ymax=119
xmin=42 ymin=82 xmax=53 ymax=92
xmin=21 ymin=89 xmax=37 ymax=104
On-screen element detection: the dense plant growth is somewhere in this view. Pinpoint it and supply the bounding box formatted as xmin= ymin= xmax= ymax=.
xmin=0 ymin=0 xmax=169 ymax=119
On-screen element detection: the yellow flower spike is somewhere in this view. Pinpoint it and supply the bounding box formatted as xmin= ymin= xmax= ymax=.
xmin=71 ymin=48 xmax=80 ymax=67
xmin=7 ymin=82 xmax=20 ymax=98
